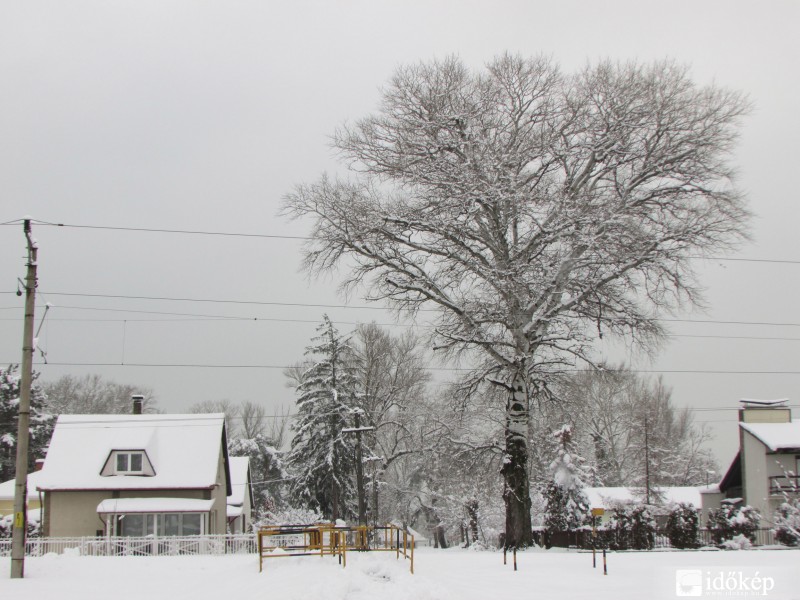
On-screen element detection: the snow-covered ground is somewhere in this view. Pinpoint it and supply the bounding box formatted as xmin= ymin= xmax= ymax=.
xmin=2 ymin=547 xmax=799 ymax=600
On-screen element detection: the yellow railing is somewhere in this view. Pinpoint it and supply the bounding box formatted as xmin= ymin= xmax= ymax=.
xmin=257 ymin=523 xmax=413 ymax=574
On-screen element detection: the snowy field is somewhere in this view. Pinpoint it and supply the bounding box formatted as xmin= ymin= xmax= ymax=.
xmin=2 ymin=547 xmax=799 ymax=600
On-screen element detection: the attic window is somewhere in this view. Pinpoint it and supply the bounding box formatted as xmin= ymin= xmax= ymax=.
xmin=116 ymin=451 xmax=145 ymax=474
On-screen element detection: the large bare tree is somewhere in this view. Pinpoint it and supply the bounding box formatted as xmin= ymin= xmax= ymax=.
xmin=282 ymin=55 xmax=750 ymax=547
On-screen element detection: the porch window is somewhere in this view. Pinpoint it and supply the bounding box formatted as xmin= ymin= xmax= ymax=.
xmin=115 ymin=513 xmax=206 ymax=536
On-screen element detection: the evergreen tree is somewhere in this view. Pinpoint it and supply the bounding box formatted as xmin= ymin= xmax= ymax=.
xmin=0 ymin=365 xmax=54 ymax=481
xmin=544 ymin=425 xmax=591 ymax=532
xmin=286 ymin=316 xmax=361 ymax=521
xmin=665 ymin=503 xmax=700 ymax=549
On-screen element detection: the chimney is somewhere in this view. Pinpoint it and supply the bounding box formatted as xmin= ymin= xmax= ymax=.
xmin=132 ymin=395 xmax=144 ymax=415
xmin=738 ymin=398 xmax=791 ymax=423
xmin=34 ymin=459 xmax=45 ymax=472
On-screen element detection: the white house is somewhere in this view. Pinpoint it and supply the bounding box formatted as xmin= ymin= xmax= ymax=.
xmin=36 ymin=411 xmax=232 ymax=537
xmin=702 ymin=399 xmax=800 ymax=521
xmin=226 ymin=456 xmax=253 ymax=534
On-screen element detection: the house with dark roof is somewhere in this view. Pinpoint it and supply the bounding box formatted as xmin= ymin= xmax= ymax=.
xmin=35 ymin=409 xmax=232 ymax=537
xmin=701 ymin=399 xmax=800 ymax=521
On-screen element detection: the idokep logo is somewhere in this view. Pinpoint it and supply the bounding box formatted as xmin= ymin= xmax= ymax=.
xmin=675 ymin=568 xmax=777 ymax=597
xmin=676 ymin=570 xmax=703 ymax=597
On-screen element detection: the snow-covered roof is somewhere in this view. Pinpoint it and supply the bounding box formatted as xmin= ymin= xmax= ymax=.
xmin=739 ymin=398 xmax=788 ymax=407
xmin=227 ymin=456 xmax=250 ymax=507
xmin=227 ymin=504 xmax=243 ymax=519
xmin=36 ymin=414 xmax=226 ymax=492
xmin=740 ymin=419 xmax=800 ymax=451
xmin=585 ymin=486 xmax=702 ymax=509
xmin=0 ymin=471 xmax=43 ymax=502
xmin=97 ymin=498 xmax=215 ymax=514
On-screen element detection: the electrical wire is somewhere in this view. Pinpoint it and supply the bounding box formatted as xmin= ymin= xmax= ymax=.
xmin=11 ymin=360 xmax=800 ymax=375
xmin=2 ymin=290 xmax=799 ymax=328
xmin=4 ymin=218 xmax=800 ymax=264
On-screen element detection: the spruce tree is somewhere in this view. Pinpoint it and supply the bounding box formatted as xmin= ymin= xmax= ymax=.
xmin=286 ymin=316 xmax=361 ymax=522
xmin=544 ymin=425 xmax=591 ymax=533
xmin=1 ymin=365 xmax=53 ymax=481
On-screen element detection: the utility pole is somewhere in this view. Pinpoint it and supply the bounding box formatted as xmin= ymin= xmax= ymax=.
xmin=644 ymin=417 xmax=651 ymax=505
xmin=11 ymin=219 xmax=38 ymax=579
xmin=343 ymin=413 xmax=374 ymax=526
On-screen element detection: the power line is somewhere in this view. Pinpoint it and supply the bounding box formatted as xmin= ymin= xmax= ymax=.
xmin=3 ymin=218 xmax=799 ymax=265
xmin=2 ymin=290 xmax=798 ymax=328
xmin=16 ymin=219 xmax=310 ymax=241
xmin=11 ymin=360 xmax=800 ymax=375
xmin=3 ymin=314 xmax=799 ymax=341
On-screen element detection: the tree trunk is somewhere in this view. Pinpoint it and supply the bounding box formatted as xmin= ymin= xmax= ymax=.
xmin=500 ymin=372 xmax=533 ymax=548
xmin=466 ymin=500 xmax=479 ymax=544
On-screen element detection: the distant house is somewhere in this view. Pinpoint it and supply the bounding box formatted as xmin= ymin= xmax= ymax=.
xmin=36 ymin=408 xmax=231 ymax=537
xmin=702 ymin=399 xmax=800 ymax=520
xmin=0 ymin=462 xmax=45 ymax=517
xmin=584 ymin=486 xmax=703 ymax=524
xmin=226 ymin=456 xmax=253 ymax=534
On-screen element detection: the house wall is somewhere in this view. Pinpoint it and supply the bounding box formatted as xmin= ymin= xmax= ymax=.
xmin=0 ymin=497 xmax=42 ymax=517
xmin=741 ymin=430 xmax=770 ymax=517
xmin=209 ymin=446 xmax=229 ymax=535
xmin=739 ymin=407 xmax=791 ymax=424
xmin=44 ymin=488 xmax=215 ymax=537
xmin=45 ymin=491 xmax=110 ymax=537
xmin=700 ymin=491 xmax=724 ymax=520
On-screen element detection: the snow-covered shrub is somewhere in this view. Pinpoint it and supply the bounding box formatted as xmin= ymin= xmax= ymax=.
xmin=720 ymin=534 xmax=752 ymax=550
xmin=256 ymin=506 xmax=325 ymax=527
xmin=0 ymin=513 xmax=40 ymax=539
xmin=773 ymin=498 xmax=800 ymax=546
xmin=707 ymin=500 xmax=760 ymax=545
xmin=609 ymin=503 xmax=656 ymax=550
xmin=544 ymin=425 xmax=591 ymax=533
xmin=665 ymin=503 xmax=699 ymax=549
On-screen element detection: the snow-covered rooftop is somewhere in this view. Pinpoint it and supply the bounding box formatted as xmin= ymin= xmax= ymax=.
xmin=227 ymin=456 xmax=250 ymax=507
xmin=0 ymin=470 xmax=44 ymax=502
xmin=740 ymin=419 xmax=800 ymax=451
xmin=36 ymin=414 xmax=226 ymax=492
xmin=97 ymin=498 xmax=215 ymax=514
xmin=585 ymin=486 xmax=702 ymax=508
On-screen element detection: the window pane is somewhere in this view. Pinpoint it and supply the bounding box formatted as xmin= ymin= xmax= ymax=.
xmin=130 ymin=453 xmax=143 ymax=472
xmin=116 ymin=453 xmax=129 ymax=472
xmin=164 ymin=514 xmax=180 ymax=536
xmin=120 ymin=514 xmax=144 ymax=537
xmin=181 ymin=514 xmax=201 ymax=536
xmin=146 ymin=514 xmax=155 ymax=536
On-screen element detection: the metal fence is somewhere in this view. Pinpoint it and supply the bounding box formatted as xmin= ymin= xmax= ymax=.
xmin=0 ymin=534 xmax=257 ymax=557
xmin=538 ymin=527 xmax=778 ymax=550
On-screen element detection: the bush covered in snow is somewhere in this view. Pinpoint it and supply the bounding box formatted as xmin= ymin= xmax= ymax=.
xmin=0 ymin=512 xmax=40 ymax=539
xmin=543 ymin=425 xmax=591 ymax=533
xmin=720 ymin=533 xmax=752 ymax=550
xmin=665 ymin=503 xmax=699 ymax=549
xmin=256 ymin=506 xmax=325 ymax=528
xmin=773 ymin=498 xmax=800 ymax=547
xmin=707 ymin=500 xmax=760 ymax=545
xmin=608 ymin=503 xmax=656 ymax=550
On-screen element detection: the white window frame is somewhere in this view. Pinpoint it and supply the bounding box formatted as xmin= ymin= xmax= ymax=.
xmin=112 ymin=512 xmax=207 ymax=536
xmin=115 ymin=451 xmax=145 ymax=474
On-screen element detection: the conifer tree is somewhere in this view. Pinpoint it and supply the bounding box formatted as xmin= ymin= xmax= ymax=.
xmin=286 ymin=316 xmax=361 ymax=521
xmin=544 ymin=425 xmax=591 ymax=532
xmin=1 ymin=365 xmax=53 ymax=481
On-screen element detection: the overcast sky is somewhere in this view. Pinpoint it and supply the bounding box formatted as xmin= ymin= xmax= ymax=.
xmin=1 ymin=0 xmax=798 ymax=467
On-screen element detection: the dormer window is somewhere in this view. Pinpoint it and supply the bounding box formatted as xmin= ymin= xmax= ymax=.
xmin=116 ymin=451 xmax=144 ymax=474
xmin=101 ymin=450 xmax=154 ymax=477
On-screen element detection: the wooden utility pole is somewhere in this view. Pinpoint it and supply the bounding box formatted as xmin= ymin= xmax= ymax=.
xmin=10 ymin=219 xmax=38 ymax=579
xmin=343 ymin=414 xmax=374 ymax=526
xmin=644 ymin=417 xmax=651 ymax=505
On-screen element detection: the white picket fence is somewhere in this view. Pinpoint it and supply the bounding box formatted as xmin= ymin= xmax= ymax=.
xmin=0 ymin=534 xmax=257 ymax=557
